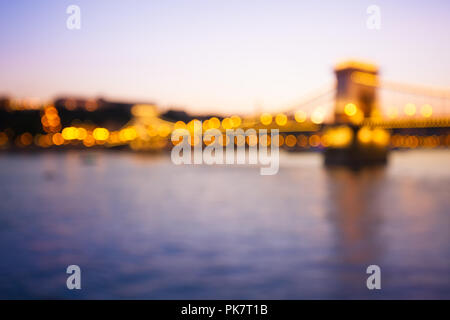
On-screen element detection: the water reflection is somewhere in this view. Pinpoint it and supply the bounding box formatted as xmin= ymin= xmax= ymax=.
xmin=0 ymin=151 xmax=448 ymax=299
xmin=326 ymin=167 xmax=386 ymax=298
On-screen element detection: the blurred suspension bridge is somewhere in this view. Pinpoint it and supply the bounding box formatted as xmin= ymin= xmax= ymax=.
xmin=127 ymin=61 xmax=450 ymax=158
xmin=1 ymin=61 xmax=449 ymax=158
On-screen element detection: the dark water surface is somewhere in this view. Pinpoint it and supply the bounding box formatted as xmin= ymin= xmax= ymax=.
xmin=0 ymin=150 xmax=449 ymax=299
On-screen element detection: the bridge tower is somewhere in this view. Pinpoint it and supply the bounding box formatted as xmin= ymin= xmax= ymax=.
xmin=324 ymin=61 xmax=389 ymax=167
xmin=334 ymin=61 xmax=379 ymax=124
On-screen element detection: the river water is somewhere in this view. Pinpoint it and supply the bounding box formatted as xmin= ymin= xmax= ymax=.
xmin=0 ymin=150 xmax=449 ymax=299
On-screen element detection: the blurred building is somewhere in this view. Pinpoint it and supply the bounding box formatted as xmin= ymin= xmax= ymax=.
xmin=54 ymin=98 xmax=134 ymax=131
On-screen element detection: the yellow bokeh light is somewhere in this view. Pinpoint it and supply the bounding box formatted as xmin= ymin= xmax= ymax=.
xmin=202 ymin=120 xmax=210 ymax=131
xmin=120 ymin=127 xmax=137 ymax=141
xmin=275 ymin=113 xmax=287 ymax=126
xmin=208 ymin=117 xmax=221 ymax=129
xmin=93 ymin=128 xmax=110 ymax=141
xmin=372 ymin=128 xmax=390 ymax=146
xmin=187 ymin=119 xmax=202 ymax=133
xmin=324 ymin=126 xmax=354 ymax=148
xmin=344 ymin=103 xmax=357 ymax=117
xmin=260 ymin=113 xmax=272 ymax=126
xmin=45 ymin=106 xmax=57 ymax=114
xmin=285 ymin=135 xmax=297 ymax=147
xmin=294 ymin=110 xmax=307 ymax=123
xmin=83 ymin=136 xmax=95 ymax=147
xmin=20 ymin=132 xmax=33 ymax=146
xmin=309 ymin=134 xmax=321 ymax=147
xmin=222 ymin=118 xmax=233 ymax=130
xmin=321 ymin=134 xmax=331 ymax=147
xmin=297 ymin=134 xmax=308 ymax=147
xmin=404 ymin=103 xmax=416 ymax=116
xmin=230 ymin=115 xmax=241 ymax=128
xmin=76 ymin=127 xmax=88 ymax=140
xmin=420 ymin=104 xmax=433 ymax=118
xmin=52 ymin=133 xmax=64 ymax=146
xmin=62 ymin=127 xmax=78 ymax=140
xmin=38 ymin=134 xmax=52 ymax=147
xmin=357 ymin=127 xmax=372 ymax=144
xmin=311 ymin=108 xmax=325 ymax=124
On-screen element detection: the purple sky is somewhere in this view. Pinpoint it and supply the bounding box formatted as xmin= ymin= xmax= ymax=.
xmin=1 ymin=0 xmax=449 ymax=113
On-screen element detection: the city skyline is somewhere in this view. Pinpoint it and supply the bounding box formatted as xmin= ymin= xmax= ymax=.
xmin=1 ymin=0 xmax=450 ymax=114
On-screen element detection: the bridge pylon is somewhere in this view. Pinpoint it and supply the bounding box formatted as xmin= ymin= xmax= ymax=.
xmin=324 ymin=61 xmax=389 ymax=168
xmin=334 ymin=60 xmax=379 ymax=124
